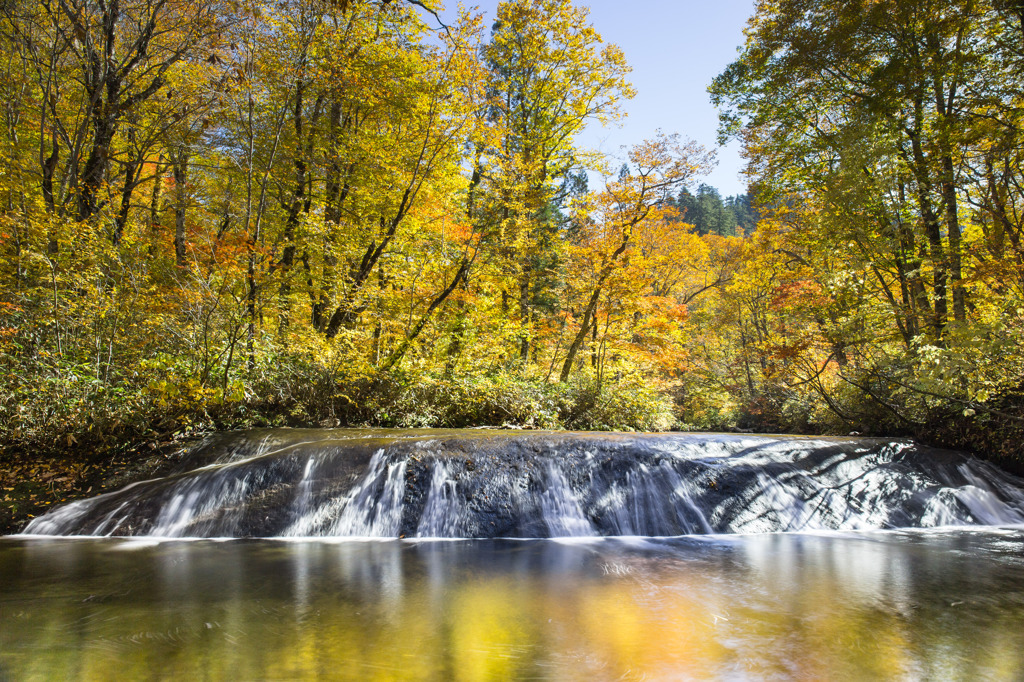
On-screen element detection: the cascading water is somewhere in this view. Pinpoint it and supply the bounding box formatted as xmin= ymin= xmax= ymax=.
xmin=416 ymin=460 xmax=470 ymax=538
xmin=21 ymin=429 xmax=1024 ymax=538
xmin=538 ymin=460 xmax=595 ymax=537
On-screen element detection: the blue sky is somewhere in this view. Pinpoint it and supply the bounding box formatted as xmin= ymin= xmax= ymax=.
xmin=442 ymin=0 xmax=756 ymax=196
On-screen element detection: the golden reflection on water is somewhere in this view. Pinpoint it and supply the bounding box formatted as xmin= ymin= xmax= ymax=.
xmin=3 ymin=532 xmax=1024 ymax=680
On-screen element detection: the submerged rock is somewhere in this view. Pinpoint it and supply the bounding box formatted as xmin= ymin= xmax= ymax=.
xmin=21 ymin=429 xmax=1024 ymax=538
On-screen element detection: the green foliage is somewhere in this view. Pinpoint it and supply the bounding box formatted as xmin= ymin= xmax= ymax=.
xmin=329 ymin=370 xmax=674 ymax=432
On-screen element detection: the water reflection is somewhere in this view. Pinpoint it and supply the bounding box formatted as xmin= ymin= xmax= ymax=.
xmin=2 ymin=531 xmax=1024 ymax=680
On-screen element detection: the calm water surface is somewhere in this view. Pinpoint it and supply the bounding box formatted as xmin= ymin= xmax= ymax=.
xmin=3 ymin=530 xmax=1024 ymax=680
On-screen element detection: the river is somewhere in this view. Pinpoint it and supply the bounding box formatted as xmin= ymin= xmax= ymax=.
xmin=3 ymin=531 xmax=1024 ymax=679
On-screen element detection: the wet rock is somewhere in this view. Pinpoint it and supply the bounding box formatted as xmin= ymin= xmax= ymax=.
xmin=21 ymin=429 xmax=1024 ymax=538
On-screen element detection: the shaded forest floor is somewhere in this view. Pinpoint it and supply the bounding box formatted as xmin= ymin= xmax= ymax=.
xmin=0 ymin=438 xmax=195 ymax=534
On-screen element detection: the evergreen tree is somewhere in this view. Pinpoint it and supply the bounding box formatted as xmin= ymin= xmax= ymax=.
xmin=669 ymin=185 xmax=756 ymax=236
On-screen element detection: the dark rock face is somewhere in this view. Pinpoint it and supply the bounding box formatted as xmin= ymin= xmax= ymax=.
xmin=22 ymin=429 xmax=1024 ymax=538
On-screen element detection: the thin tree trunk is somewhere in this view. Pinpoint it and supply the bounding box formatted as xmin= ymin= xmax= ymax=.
xmin=172 ymin=150 xmax=189 ymax=267
xmin=906 ymin=107 xmax=948 ymax=337
xmin=941 ymin=153 xmax=966 ymax=323
xmin=560 ymin=288 xmax=600 ymax=382
xmin=379 ymin=257 xmax=472 ymax=372
xmin=148 ymin=154 xmax=164 ymax=255
xmin=113 ymin=157 xmax=140 ymax=245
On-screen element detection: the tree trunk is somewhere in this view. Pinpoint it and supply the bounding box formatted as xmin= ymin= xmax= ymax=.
xmin=560 ymin=288 xmax=600 ymax=382
xmin=518 ymin=263 xmax=531 ymax=363
xmin=79 ymin=114 xmax=117 ymax=221
xmin=172 ymin=150 xmax=189 ymax=267
xmin=940 ymin=154 xmax=966 ymax=323
xmin=113 ymin=157 xmax=140 ymax=246
xmin=379 ymin=258 xmax=471 ymax=372
xmin=148 ymin=154 xmax=164 ymax=255
xmin=906 ymin=109 xmax=948 ymax=338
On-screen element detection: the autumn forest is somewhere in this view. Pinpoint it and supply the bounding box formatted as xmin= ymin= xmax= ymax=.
xmin=2 ymin=0 xmax=1024 ymax=470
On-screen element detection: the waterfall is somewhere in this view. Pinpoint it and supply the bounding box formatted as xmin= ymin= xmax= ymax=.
xmin=538 ymin=461 xmax=595 ymax=537
xmin=416 ymin=461 xmax=470 ymax=538
xmin=21 ymin=429 xmax=1024 ymax=539
xmin=327 ymin=452 xmax=407 ymax=537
